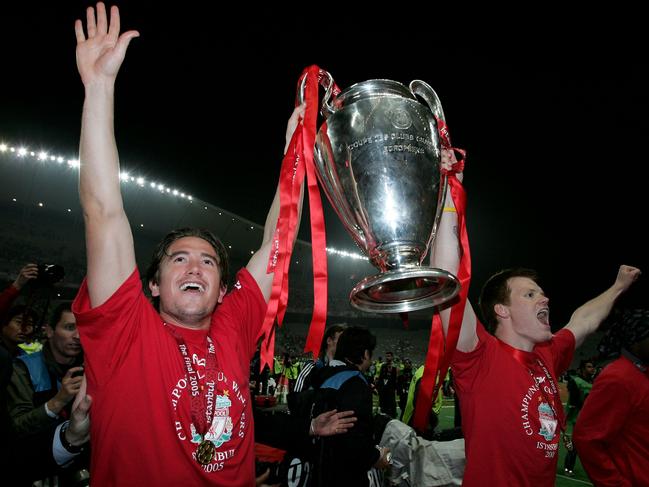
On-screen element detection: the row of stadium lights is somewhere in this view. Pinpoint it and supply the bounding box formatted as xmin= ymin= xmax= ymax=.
xmin=0 ymin=143 xmax=193 ymax=201
xmin=1 ymin=140 xmax=365 ymax=261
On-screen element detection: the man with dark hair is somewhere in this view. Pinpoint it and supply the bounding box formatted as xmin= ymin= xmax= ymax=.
xmin=70 ymin=3 xmax=305 ymax=485
xmin=1 ymin=263 xmax=40 ymax=359
xmin=292 ymin=323 xmax=346 ymax=395
xmin=430 ymin=155 xmax=641 ymax=486
xmin=8 ymin=302 xmax=84 ymax=436
xmin=1 ymin=306 xmax=38 ymax=359
xmin=311 ymin=326 xmax=391 ymax=487
xmin=1 ymin=344 xmax=91 ymax=487
xmin=145 ymin=227 xmax=230 ymax=310
xmin=574 ymin=308 xmax=649 ymax=486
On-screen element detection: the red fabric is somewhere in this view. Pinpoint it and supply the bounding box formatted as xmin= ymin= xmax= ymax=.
xmin=260 ymin=65 xmax=329 ymax=369
xmin=301 ymin=67 xmax=330 ymax=358
xmin=451 ymin=322 xmax=575 ymax=486
xmin=414 ymin=133 xmax=471 ymax=432
xmin=0 ymin=283 xmax=20 ymax=318
xmin=399 ymin=312 xmax=409 ymax=330
xmin=254 ymin=442 xmax=286 ymax=463
xmin=72 ymin=268 xmax=266 ymax=487
xmin=573 ymin=355 xmax=649 ymax=487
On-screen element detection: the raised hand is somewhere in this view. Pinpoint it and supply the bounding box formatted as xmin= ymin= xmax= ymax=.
xmin=74 ymin=2 xmax=139 ymax=86
xmin=614 ymin=265 xmax=641 ymax=293
xmin=284 ymin=103 xmax=306 ymax=154
xmin=441 ymin=148 xmax=463 ymax=183
xmin=13 ymin=263 xmax=38 ymax=290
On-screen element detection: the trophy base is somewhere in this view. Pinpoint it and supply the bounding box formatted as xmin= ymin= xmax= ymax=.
xmin=350 ymin=267 xmax=460 ymax=314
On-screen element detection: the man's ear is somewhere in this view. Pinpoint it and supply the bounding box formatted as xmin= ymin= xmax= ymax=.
xmin=494 ymin=303 xmax=509 ymax=319
xmin=149 ymin=280 xmax=160 ymax=298
xmin=217 ymin=284 xmax=227 ymax=304
xmin=45 ymin=324 xmax=54 ymax=339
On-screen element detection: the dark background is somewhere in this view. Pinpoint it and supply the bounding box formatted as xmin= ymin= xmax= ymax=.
xmin=1 ymin=2 xmax=647 ymax=328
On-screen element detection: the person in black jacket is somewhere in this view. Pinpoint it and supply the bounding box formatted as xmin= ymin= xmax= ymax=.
xmin=311 ymin=326 xmax=391 ymax=487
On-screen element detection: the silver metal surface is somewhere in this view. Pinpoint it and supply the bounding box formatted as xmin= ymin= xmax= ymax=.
xmin=312 ymin=74 xmax=460 ymax=313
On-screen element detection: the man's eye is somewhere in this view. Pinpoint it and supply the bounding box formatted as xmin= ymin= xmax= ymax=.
xmin=203 ymin=259 xmax=215 ymax=266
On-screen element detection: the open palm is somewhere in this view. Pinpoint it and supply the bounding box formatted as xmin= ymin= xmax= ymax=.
xmin=74 ymin=2 xmax=139 ymax=85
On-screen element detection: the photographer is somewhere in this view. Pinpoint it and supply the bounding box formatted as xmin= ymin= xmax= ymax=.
xmin=1 ymin=344 xmax=91 ymax=487
xmin=7 ymin=302 xmax=84 ymax=435
xmin=0 ymin=264 xmax=39 ymax=358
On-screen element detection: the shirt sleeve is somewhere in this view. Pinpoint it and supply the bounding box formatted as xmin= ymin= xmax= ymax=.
xmin=52 ymin=422 xmax=79 ymax=466
xmin=293 ymin=361 xmax=315 ymax=393
xmin=72 ymin=268 xmax=151 ymax=386
xmin=451 ymin=320 xmax=490 ymax=393
xmin=573 ymin=364 xmax=632 ymax=487
xmin=211 ymin=268 xmax=266 ymax=360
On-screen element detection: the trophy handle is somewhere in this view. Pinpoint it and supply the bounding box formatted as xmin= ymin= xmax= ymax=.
xmin=409 ymin=80 xmax=447 ymax=124
xmin=410 ymin=80 xmax=450 ymax=261
xmin=298 ymin=69 xmax=337 ymax=118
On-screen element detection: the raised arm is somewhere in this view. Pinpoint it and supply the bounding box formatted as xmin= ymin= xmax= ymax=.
xmin=75 ymin=3 xmax=139 ymax=307
xmin=246 ymin=104 xmax=306 ymax=301
xmin=565 ymin=265 xmax=641 ymax=347
xmin=429 ymin=150 xmax=478 ymax=352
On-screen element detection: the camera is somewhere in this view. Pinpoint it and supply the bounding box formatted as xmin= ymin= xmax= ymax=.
xmin=35 ymin=263 xmax=65 ymax=286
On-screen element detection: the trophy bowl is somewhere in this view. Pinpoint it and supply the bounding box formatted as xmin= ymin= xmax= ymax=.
xmin=310 ymin=75 xmax=460 ymax=313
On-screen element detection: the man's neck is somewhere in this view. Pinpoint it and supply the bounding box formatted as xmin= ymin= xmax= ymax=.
xmin=160 ymin=311 xmax=211 ymax=331
xmin=495 ymin=328 xmax=535 ymax=352
xmin=50 ymin=347 xmax=76 ymax=366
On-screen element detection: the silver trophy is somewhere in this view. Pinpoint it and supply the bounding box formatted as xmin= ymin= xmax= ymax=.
xmin=301 ymin=72 xmax=460 ymax=313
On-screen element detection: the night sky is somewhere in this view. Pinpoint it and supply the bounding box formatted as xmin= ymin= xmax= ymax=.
xmin=2 ymin=2 xmax=647 ymax=327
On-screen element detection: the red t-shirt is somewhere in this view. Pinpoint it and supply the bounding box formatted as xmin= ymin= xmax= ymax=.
xmin=452 ymin=321 xmax=575 ymax=487
xmin=573 ymin=355 xmax=649 ymax=487
xmin=72 ymin=268 xmax=265 ymax=486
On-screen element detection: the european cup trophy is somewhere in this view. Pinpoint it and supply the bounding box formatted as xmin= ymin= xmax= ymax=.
xmin=302 ymin=72 xmax=460 ymax=313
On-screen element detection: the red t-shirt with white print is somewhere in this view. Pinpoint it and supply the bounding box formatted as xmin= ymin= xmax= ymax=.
xmin=72 ymin=268 xmax=265 ymax=487
xmin=452 ymin=321 xmax=575 ymax=487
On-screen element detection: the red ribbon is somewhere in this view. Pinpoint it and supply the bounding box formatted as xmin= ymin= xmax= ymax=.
xmin=259 ymin=66 xmax=332 ymax=370
xmin=413 ymin=120 xmax=471 ymax=433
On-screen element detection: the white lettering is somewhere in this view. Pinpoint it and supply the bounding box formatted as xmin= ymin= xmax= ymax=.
xmin=193 ymin=355 xmax=206 ymax=368
xmin=215 ymin=449 xmax=235 ymax=461
xmin=203 ymin=462 xmax=224 ymax=472
xmin=175 ymin=421 xmax=186 ymax=441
